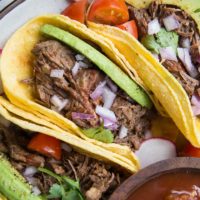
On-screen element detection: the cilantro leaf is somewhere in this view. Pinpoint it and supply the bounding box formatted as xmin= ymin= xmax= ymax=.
xmin=64 ymin=190 xmax=84 ymax=200
xmin=47 ymin=184 xmax=62 ymax=199
xmin=82 ymin=126 xmax=114 ymax=143
xmin=62 ymin=176 xmax=80 ymax=190
xmin=194 ymin=8 xmax=200 ymax=13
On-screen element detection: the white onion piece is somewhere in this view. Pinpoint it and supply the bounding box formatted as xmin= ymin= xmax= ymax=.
xmin=61 ymin=143 xmax=72 ymax=152
xmin=90 ymin=81 xmax=106 ymax=100
xmin=177 ymin=48 xmax=198 ymax=77
xmin=102 ymin=86 xmax=116 ymax=109
xmin=103 ymin=118 xmax=118 ymax=130
xmin=192 ymin=106 xmax=200 ymax=116
xmin=50 ymin=69 xmax=64 ymax=78
xmin=163 ymin=15 xmax=180 ymax=31
xmin=0 ymin=115 xmax=10 ymax=127
xmin=181 ymin=38 xmax=190 ymax=49
xmin=191 ymin=95 xmax=200 ymax=107
xmin=32 ymin=186 xmax=41 ymax=196
xmin=148 ymin=18 xmax=161 ymax=35
xmin=79 ymin=61 xmax=88 ymax=68
xmin=72 ymin=112 xmax=95 ymax=120
xmin=50 ymin=95 xmax=69 ymax=111
xmin=119 ymin=125 xmax=128 ymax=139
xmin=95 ymin=106 xmax=117 ymax=122
xmin=72 ymin=62 xmax=80 ymax=76
xmin=106 ymin=78 xmax=118 ymax=92
xmin=160 ymin=47 xmax=177 ymax=61
xmin=23 ymin=166 xmax=37 ymax=177
xmin=75 ymin=54 xmax=85 ymax=61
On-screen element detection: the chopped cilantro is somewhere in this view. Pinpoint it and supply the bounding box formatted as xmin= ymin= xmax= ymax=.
xmin=82 ymin=125 xmax=114 ymax=143
xmin=38 ymin=168 xmax=84 ymax=200
xmin=194 ymin=8 xmax=200 ymax=13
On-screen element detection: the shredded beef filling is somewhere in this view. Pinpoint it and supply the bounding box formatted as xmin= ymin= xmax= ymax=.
xmin=128 ymin=0 xmax=200 ymax=100
xmin=0 ymin=125 xmax=126 ymax=200
xmin=30 ymin=39 xmax=152 ymax=150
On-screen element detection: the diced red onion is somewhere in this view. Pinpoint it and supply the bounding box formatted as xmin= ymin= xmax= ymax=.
xmin=103 ymin=118 xmax=118 ymax=130
xmin=50 ymin=95 xmax=69 ymax=111
xmin=181 ymin=38 xmax=190 ymax=49
xmin=106 ymin=78 xmax=118 ymax=92
xmin=23 ymin=166 xmax=38 ymax=177
xmin=163 ymin=15 xmax=180 ymax=31
xmin=72 ymin=112 xmax=95 ymax=120
xmin=61 ymin=143 xmax=72 ymax=152
xmin=75 ymin=54 xmax=85 ymax=61
xmin=192 ymin=106 xmax=200 ymax=116
xmin=32 ymin=186 xmax=41 ymax=196
xmin=90 ymin=81 xmax=106 ymax=100
xmin=79 ymin=61 xmax=88 ymax=68
xmin=119 ymin=125 xmax=128 ymax=139
xmin=160 ymin=47 xmax=177 ymax=61
xmin=50 ymin=69 xmax=64 ymax=78
xmin=102 ymin=86 xmax=116 ymax=109
xmin=95 ymin=106 xmax=117 ymax=122
xmin=148 ymin=18 xmax=161 ymax=35
xmin=72 ymin=62 xmax=80 ymax=76
xmin=177 ymin=48 xmax=198 ymax=77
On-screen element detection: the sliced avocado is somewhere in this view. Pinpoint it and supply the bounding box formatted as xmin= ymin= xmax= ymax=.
xmin=0 ymin=153 xmax=43 ymax=200
xmin=40 ymin=24 xmax=152 ymax=109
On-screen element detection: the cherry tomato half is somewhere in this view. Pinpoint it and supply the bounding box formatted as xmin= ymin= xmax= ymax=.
xmin=28 ymin=133 xmax=61 ymax=160
xmin=62 ymin=0 xmax=88 ymax=23
xmin=182 ymin=143 xmax=200 ymax=157
xmin=117 ymin=20 xmax=138 ymax=39
xmin=87 ymin=0 xmax=129 ymax=25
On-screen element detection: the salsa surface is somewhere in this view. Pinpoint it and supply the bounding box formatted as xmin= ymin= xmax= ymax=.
xmin=128 ymin=171 xmax=200 ymax=200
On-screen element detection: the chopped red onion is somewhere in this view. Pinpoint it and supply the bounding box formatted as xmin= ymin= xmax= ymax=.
xmin=163 ymin=15 xmax=180 ymax=31
xmin=90 ymin=81 xmax=106 ymax=100
xmin=177 ymin=48 xmax=198 ymax=77
xmin=119 ymin=125 xmax=128 ymax=139
xmin=95 ymin=106 xmax=117 ymax=122
xmin=79 ymin=61 xmax=88 ymax=68
xmin=160 ymin=47 xmax=177 ymax=61
xmin=192 ymin=106 xmax=200 ymax=116
xmin=106 ymin=78 xmax=118 ymax=92
xmin=72 ymin=112 xmax=95 ymax=120
xmin=23 ymin=166 xmax=38 ymax=177
xmin=72 ymin=62 xmax=80 ymax=76
xmin=50 ymin=95 xmax=69 ymax=111
xmin=181 ymin=38 xmax=190 ymax=49
xmin=75 ymin=54 xmax=85 ymax=61
xmin=102 ymin=86 xmax=116 ymax=109
xmin=50 ymin=69 xmax=64 ymax=78
xmin=103 ymin=118 xmax=118 ymax=130
xmin=191 ymin=94 xmax=200 ymax=106
xmin=32 ymin=186 xmax=41 ymax=196
xmin=61 ymin=143 xmax=72 ymax=152
xmin=148 ymin=18 xmax=161 ymax=35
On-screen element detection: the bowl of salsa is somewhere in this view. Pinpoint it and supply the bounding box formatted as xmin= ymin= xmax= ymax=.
xmin=109 ymin=157 xmax=200 ymax=200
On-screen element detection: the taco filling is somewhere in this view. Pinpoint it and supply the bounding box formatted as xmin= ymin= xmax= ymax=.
xmin=0 ymin=124 xmax=126 ymax=200
xmin=127 ymin=0 xmax=200 ymax=115
xmin=22 ymin=25 xmax=155 ymax=150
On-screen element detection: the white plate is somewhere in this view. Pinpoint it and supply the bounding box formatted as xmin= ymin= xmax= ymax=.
xmin=0 ymin=0 xmax=68 ymax=47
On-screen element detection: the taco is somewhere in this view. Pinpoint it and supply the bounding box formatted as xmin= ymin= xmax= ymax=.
xmin=0 ymin=98 xmax=128 ymax=200
xmin=0 ymin=15 xmax=160 ymax=166
xmin=87 ymin=0 xmax=200 ymax=147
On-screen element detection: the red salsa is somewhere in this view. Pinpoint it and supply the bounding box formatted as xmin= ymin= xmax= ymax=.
xmin=128 ymin=171 xmax=200 ymax=200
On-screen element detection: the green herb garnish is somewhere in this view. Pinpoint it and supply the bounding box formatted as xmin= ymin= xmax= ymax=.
xmin=38 ymin=168 xmax=84 ymax=200
xmin=194 ymin=8 xmax=200 ymax=13
xmin=82 ymin=125 xmax=114 ymax=143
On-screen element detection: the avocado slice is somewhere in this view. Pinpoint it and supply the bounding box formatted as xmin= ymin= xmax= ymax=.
xmin=0 ymin=153 xmax=43 ymax=200
xmin=40 ymin=24 xmax=152 ymax=109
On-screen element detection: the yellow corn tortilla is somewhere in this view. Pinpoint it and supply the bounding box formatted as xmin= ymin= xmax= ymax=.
xmin=0 ymin=15 xmax=147 ymax=168
xmin=0 ymin=97 xmax=139 ymax=172
xmin=88 ymin=0 xmax=200 ymax=146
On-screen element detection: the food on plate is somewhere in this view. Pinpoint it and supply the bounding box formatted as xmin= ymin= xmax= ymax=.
xmin=0 ymin=99 xmax=128 ymax=200
xmin=0 ymin=15 xmax=166 ymax=172
xmin=87 ymin=0 xmax=200 ymax=147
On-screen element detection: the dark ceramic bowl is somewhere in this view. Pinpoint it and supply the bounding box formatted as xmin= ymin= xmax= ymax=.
xmin=109 ymin=157 xmax=200 ymax=200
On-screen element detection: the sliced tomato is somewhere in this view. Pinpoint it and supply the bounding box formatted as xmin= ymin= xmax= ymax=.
xmin=182 ymin=143 xmax=200 ymax=157
xmin=117 ymin=20 xmax=138 ymax=39
xmin=28 ymin=133 xmax=61 ymax=160
xmin=87 ymin=0 xmax=129 ymax=25
xmin=61 ymin=0 xmax=88 ymax=23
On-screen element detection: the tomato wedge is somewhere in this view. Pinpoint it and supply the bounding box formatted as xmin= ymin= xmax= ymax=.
xmin=62 ymin=0 xmax=88 ymax=23
xmin=28 ymin=133 xmax=61 ymax=160
xmin=117 ymin=20 xmax=138 ymax=39
xmin=182 ymin=143 xmax=200 ymax=157
xmin=87 ymin=0 xmax=129 ymax=25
